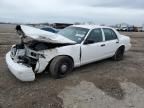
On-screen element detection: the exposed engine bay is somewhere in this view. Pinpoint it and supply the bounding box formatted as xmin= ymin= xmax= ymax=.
xmin=10 ymin=43 xmax=38 ymax=71
xmin=26 ymin=40 xmax=70 ymax=51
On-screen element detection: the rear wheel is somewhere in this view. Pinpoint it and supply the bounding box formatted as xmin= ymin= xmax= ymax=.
xmin=113 ymin=47 xmax=125 ymax=61
xmin=49 ymin=56 xmax=74 ymax=79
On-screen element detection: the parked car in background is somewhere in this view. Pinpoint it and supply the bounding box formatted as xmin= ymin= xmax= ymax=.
xmin=142 ymin=24 xmax=144 ymax=32
xmin=6 ymin=25 xmax=131 ymax=81
xmin=40 ymin=26 xmax=58 ymax=33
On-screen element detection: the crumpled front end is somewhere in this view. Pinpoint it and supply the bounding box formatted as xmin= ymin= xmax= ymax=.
xmin=6 ymin=52 xmax=35 ymax=81
xmin=5 ymin=24 xmax=75 ymax=81
xmin=5 ymin=42 xmax=47 ymax=81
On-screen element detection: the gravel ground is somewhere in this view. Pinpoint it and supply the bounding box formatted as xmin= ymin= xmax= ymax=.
xmin=0 ymin=24 xmax=144 ymax=108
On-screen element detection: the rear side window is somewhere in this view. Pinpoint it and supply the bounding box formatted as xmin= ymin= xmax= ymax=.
xmin=103 ymin=28 xmax=117 ymax=41
xmin=87 ymin=29 xmax=103 ymax=43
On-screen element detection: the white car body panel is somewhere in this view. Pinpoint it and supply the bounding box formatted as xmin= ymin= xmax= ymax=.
xmin=35 ymin=44 xmax=81 ymax=74
xmin=119 ymin=35 xmax=131 ymax=51
xmin=6 ymin=25 xmax=131 ymax=81
xmin=45 ymin=44 xmax=81 ymax=67
xmin=81 ymin=41 xmax=107 ymax=65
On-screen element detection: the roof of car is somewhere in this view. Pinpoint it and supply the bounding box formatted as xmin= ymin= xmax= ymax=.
xmin=72 ymin=25 xmax=112 ymax=29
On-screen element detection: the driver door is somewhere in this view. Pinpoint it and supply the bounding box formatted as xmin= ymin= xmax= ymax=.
xmin=81 ymin=28 xmax=106 ymax=65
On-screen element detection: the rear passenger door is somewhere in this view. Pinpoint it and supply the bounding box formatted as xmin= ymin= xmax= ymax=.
xmin=102 ymin=28 xmax=119 ymax=57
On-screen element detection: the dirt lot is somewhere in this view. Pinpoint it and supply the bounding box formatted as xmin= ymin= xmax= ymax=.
xmin=0 ymin=24 xmax=144 ymax=108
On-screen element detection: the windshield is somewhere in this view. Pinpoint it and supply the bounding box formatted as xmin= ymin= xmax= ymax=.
xmin=58 ymin=27 xmax=89 ymax=43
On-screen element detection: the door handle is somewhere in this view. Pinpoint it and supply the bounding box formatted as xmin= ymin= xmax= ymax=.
xmin=116 ymin=41 xmax=119 ymax=44
xmin=101 ymin=44 xmax=106 ymax=47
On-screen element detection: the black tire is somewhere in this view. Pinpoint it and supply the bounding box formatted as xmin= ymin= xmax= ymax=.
xmin=113 ymin=47 xmax=125 ymax=61
xmin=49 ymin=56 xmax=74 ymax=79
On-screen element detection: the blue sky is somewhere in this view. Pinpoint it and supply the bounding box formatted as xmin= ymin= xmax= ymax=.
xmin=0 ymin=0 xmax=144 ymax=25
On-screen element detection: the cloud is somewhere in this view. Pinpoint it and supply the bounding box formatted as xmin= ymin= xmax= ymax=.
xmin=0 ymin=0 xmax=144 ymax=25
xmin=66 ymin=0 xmax=144 ymax=9
xmin=92 ymin=0 xmax=144 ymax=9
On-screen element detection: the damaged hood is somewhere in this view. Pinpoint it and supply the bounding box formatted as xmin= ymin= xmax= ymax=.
xmin=16 ymin=25 xmax=76 ymax=44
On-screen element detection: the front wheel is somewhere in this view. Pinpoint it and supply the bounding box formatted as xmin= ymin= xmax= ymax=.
xmin=113 ymin=47 xmax=125 ymax=61
xmin=49 ymin=56 xmax=74 ymax=79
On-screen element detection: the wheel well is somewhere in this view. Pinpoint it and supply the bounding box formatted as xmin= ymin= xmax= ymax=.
xmin=119 ymin=45 xmax=125 ymax=51
xmin=45 ymin=55 xmax=74 ymax=72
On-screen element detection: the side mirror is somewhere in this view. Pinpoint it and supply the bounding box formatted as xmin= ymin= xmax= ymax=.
xmin=84 ymin=39 xmax=95 ymax=44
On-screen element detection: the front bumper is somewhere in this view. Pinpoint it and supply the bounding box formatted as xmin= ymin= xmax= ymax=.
xmin=5 ymin=52 xmax=35 ymax=81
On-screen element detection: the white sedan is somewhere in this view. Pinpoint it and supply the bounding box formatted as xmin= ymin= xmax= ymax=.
xmin=6 ymin=25 xmax=131 ymax=81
